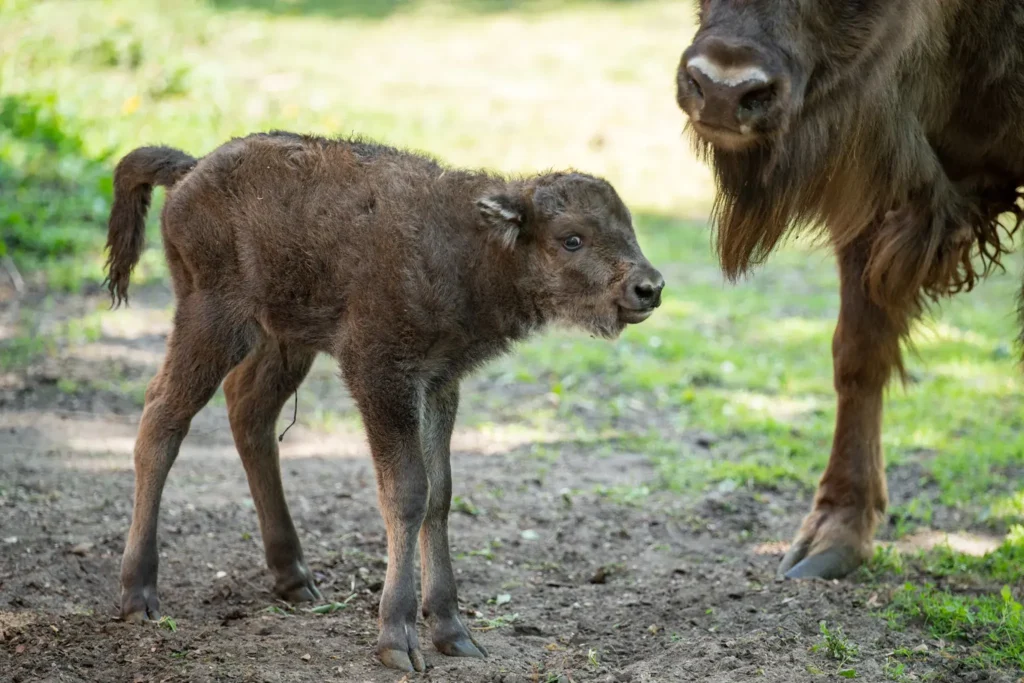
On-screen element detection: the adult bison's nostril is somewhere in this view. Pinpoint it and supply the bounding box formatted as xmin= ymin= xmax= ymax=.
xmin=738 ymin=83 xmax=776 ymax=118
xmin=687 ymin=74 xmax=704 ymax=100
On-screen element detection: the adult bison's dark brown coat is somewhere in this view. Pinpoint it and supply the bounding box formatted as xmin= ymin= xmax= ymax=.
xmin=676 ymin=2 xmax=1024 ymax=579
xmin=104 ymin=131 xmax=662 ymax=672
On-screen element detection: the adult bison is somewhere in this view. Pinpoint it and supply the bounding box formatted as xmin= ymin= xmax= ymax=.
xmin=675 ymin=2 xmax=1024 ymax=579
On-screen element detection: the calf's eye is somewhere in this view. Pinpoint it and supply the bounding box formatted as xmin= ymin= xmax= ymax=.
xmin=562 ymin=235 xmax=583 ymax=252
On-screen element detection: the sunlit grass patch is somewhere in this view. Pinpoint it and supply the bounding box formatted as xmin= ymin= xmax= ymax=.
xmin=872 ymin=531 xmax=1024 ymax=672
xmin=863 ymin=527 xmax=1024 ymax=586
xmin=885 ymin=584 xmax=1024 ymax=670
xmin=0 ymin=307 xmax=105 ymax=367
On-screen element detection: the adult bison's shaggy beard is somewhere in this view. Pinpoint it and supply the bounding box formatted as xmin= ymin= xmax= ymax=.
xmin=688 ymin=91 xmax=1023 ymax=325
xmin=678 ymin=0 xmax=1024 ymax=580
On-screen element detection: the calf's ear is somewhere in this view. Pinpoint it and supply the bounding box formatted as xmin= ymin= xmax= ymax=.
xmin=476 ymin=192 xmax=527 ymax=249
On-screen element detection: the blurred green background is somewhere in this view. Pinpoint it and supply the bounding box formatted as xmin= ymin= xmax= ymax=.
xmin=2 ymin=0 xmax=1023 ymax=671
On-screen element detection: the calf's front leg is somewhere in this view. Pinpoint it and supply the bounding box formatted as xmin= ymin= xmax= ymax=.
xmin=345 ymin=368 xmax=429 ymax=673
xmin=419 ymin=381 xmax=487 ymax=658
xmin=779 ymin=239 xmax=907 ymax=579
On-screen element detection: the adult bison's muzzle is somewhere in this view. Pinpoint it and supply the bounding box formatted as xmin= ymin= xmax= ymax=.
xmin=677 ymin=35 xmax=791 ymax=150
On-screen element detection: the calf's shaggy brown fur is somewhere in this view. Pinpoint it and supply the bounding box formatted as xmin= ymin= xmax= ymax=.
xmin=677 ymin=1 xmax=1024 ymax=580
xmin=105 ymin=131 xmax=662 ymax=672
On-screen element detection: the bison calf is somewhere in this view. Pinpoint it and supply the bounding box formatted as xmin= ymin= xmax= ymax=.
xmin=105 ymin=131 xmax=662 ymax=672
xmin=677 ymin=2 xmax=1024 ymax=580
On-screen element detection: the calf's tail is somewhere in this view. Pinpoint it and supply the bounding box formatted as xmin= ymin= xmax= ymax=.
xmin=104 ymin=146 xmax=197 ymax=306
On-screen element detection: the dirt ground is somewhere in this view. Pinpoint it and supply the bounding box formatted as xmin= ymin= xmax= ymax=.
xmin=0 ymin=285 xmax=1015 ymax=683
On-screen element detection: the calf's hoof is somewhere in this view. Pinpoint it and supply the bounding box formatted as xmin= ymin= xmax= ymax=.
xmin=432 ymin=616 xmax=487 ymax=658
xmin=120 ymin=587 xmax=160 ymax=622
xmin=777 ymin=506 xmax=874 ymax=580
xmin=273 ymin=561 xmax=322 ymax=604
xmin=437 ymin=636 xmax=487 ymax=659
xmin=378 ymin=622 xmax=426 ymax=672
xmin=378 ymin=646 xmax=426 ymax=673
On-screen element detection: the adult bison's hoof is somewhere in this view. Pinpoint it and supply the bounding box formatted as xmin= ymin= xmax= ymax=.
xmin=273 ymin=561 xmax=322 ymax=604
xmin=779 ymin=544 xmax=862 ymax=580
xmin=120 ymin=586 xmax=161 ymax=622
xmin=777 ymin=506 xmax=875 ymax=580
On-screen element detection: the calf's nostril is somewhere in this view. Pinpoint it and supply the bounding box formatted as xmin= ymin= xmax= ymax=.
xmin=634 ymin=283 xmax=656 ymax=304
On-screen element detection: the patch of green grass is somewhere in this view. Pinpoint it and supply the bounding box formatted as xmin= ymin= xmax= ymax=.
xmin=0 ymin=93 xmax=112 ymax=290
xmin=885 ymin=583 xmax=1024 ymax=670
xmin=0 ymin=308 xmax=106 ymax=369
xmin=0 ymin=332 xmax=51 ymax=368
xmin=920 ymin=532 xmax=1024 ymax=585
xmin=0 ymin=91 xmax=170 ymax=293
xmin=862 ymin=527 xmax=1024 ymax=586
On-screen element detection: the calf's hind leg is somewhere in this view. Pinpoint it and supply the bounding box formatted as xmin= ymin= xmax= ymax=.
xmin=223 ymin=338 xmax=319 ymax=603
xmin=120 ymin=297 xmax=251 ymax=621
xmin=419 ymin=381 xmax=486 ymax=658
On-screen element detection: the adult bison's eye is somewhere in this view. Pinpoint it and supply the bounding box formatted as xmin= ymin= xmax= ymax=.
xmin=562 ymin=235 xmax=583 ymax=252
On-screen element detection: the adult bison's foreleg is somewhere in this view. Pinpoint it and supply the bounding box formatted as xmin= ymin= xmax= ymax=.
xmin=779 ymin=240 xmax=906 ymax=580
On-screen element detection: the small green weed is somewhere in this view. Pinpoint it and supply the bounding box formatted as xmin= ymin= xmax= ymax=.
xmin=812 ymin=621 xmax=859 ymax=672
xmin=473 ymin=613 xmax=518 ymax=631
xmin=884 ymin=657 xmax=908 ymax=682
xmin=452 ymin=495 xmax=480 ymax=516
xmin=309 ymin=600 xmax=351 ymax=615
xmin=263 ymin=605 xmax=291 ymax=616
